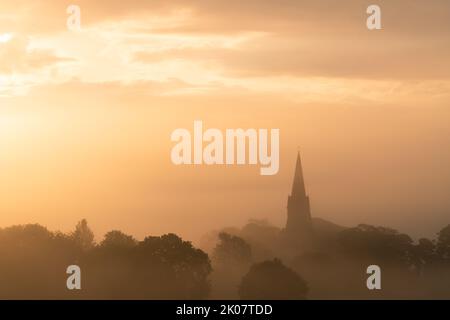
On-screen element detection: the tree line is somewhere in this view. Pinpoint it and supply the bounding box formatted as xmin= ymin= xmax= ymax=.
xmin=0 ymin=220 xmax=449 ymax=299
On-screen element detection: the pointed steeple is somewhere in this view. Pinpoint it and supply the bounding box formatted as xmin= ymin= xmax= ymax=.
xmin=291 ymin=152 xmax=307 ymax=198
xmin=285 ymin=150 xmax=313 ymax=244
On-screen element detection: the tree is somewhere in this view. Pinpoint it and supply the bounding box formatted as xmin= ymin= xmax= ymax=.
xmin=71 ymin=219 xmax=95 ymax=251
xmin=0 ymin=224 xmax=79 ymax=299
xmin=134 ymin=233 xmax=212 ymax=299
xmin=79 ymin=233 xmax=212 ymax=299
xmin=239 ymin=259 xmax=308 ymax=300
xmin=437 ymin=225 xmax=450 ymax=261
xmin=100 ymin=230 xmax=137 ymax=249
xmin=337 ymin=224 xmax=413 ymax=265
xmin=410 ymin=238 xmax=437 ymax=274
xmin=213 ymin=232 xmax=252 ymax=265
xmin=415 ymin=238 xmax=436 ymax=262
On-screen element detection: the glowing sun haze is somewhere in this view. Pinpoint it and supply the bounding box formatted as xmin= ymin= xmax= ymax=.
xmin=0 ymin=0 xmax=449 ymax=243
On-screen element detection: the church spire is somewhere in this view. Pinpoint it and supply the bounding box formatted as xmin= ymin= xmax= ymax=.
xmin=291 ymin=151 xmax=307 ymax=198
xmin=285 ymin=150 xmax=313 ymax=244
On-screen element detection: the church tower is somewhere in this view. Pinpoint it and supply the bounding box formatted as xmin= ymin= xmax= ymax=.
xmin=285 ymin=152 xmax=313 ymax=238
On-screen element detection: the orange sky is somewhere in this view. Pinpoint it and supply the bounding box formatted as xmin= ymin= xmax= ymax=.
xmin=0 ymin=1 xmax=449 ymax=243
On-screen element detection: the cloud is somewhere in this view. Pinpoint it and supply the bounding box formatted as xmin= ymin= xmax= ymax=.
xmin=0 ymin=36 xmax=73 ymax=73
xmin=133 ymin=32 xmax=450 ymax=80
xmin=1 ymin=0 xmax=449 ymax=36
xmin=1 ymin=1 xmax=450 ymax=86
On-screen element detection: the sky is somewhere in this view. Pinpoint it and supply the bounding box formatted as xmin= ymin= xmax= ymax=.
xmin=0 ymin=0 xmax=449 ymax=243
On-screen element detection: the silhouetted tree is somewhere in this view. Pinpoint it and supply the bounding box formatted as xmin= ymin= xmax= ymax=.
xmin=213 ymin=232 xmax=252 ymax=265
xmin=83 ymin=233 xmax=212 ymax=299
xmin=71 ymin=219 xmax=95 ymax=251
xmin=411 ymin=238 xmax=437 ymax=273
xmin=100 ymin=230 xmax=137 ymax=249
xmin=134 ymin=234 xmax=212 ymax=299
xmin=0 ymin=223 xmax=239 ymax=299
xmin=0 ymin=224 xmax=79 ymax=299
xmin=338 ymin=224 xmax=413 ymax=266
xmin=239 ymin=259 xmax=308 ymax=300
xmin=437 ymin=225 xmax=450 ymax=261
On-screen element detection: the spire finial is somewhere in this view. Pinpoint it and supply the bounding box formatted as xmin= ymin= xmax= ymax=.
xmin=291 ymin=150 xmax=307 ymax=197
